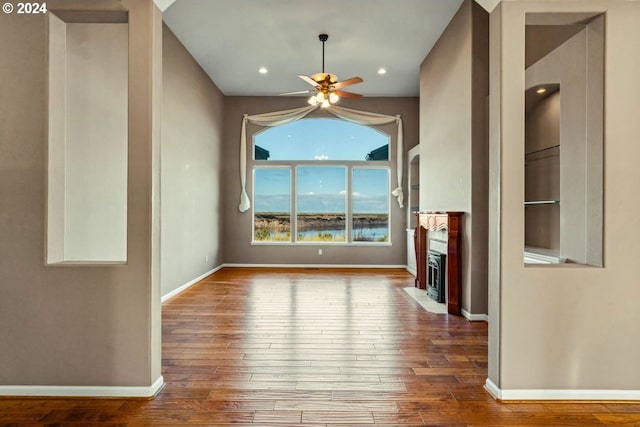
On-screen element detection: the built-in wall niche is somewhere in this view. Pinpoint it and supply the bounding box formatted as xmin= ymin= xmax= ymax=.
xmin=407 ymin=145 xmax=420 ymax=229
xmin=46 ymin=10 xmax=129 ymax=264
xmin=406 ymin=145 xmax=420 ymax=276
xmin=525 ymin=84 xmax=560 ymax=257
xmin=524 ymin=12 xmax=603 ymax=266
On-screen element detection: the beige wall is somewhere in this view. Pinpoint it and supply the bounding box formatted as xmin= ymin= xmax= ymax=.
xmin=487 ymin=0 xmax=503 ymax=386
xmin=161 ymin=25 xmax=225 ymax=297
xmin=222 ymin=96 xmax=419 ymax=266
xmin=0 ymin=0 xmax=162 ymax=390
xmin=419 ymin=0 xmax=489 ymax=315
xmin=489 ymin=0 xmax=640 ymax=391
xmin=525 ymin=24 xmax=583 ymax=68
xmin=471 ymin=2 xmax=490 ymax=316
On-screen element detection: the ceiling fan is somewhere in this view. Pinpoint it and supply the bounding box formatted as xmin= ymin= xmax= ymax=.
xmin=282 ymin=33 xmax=364 ymax=107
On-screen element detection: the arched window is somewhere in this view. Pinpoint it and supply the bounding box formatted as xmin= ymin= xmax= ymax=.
xmin=252 ymin=118 xmax=391 ymax=244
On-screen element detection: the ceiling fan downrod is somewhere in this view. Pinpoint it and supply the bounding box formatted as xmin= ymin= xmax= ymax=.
xmin=319 ymin=33 xmax=328 ymax=73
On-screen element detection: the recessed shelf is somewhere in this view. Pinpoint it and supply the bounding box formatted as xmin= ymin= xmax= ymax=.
xmin=524 ymin=200 xmax=560 ymax=205
xmin=525 ymin=144 xmax=559 ymax=157
xmin=524 ymin=246 xmax=566 ymax=264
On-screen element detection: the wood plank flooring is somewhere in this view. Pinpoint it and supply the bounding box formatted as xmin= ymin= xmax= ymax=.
xmin=2 ymin=267 xmax=639 ymax=426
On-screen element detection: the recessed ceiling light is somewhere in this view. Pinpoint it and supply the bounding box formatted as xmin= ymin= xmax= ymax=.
xmin=377 ymin=68 xmax=387 ymax=75
xmin=536 ymin=87 xmax=546 ymax=94
xmin=258 ymin=67 xmax=268 ymax=74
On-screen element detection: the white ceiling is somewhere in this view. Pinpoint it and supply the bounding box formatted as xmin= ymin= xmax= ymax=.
xmin=162 ymin=0 xmax=465 ymax=97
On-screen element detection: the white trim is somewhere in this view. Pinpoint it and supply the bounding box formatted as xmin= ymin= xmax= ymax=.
xmin=153 ymin=0 xmax=176 ymax=12
xmin=461 ymin=308 xmax=488 ymax=322
xmin=484 ymin=378 xmax=502 ymax=400
xmin=474 ymin=0 xmax=501 ymax=13
xmin=0 ymin=376 xmax=164 ymax=398
xmin=405 ymin=265 xmax=417 ymax=276
xmin=250 ymin=242 xmax=393 ymax=247
xmin=223 ymin=263 xmax=407 ymax=269
xmin=524 ymin=246 xmax=565 ymax=264
xmin=485 ymin=378 xmax=640 ymax=401
xmin=161 ymin=266 xmax=223 ymax=303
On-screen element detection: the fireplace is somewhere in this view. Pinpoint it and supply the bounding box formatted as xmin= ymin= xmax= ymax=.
xmin=427 ymin=250 xmax=446 ymax=303
xmin=414 ymin=212 xmax=463 ymax=315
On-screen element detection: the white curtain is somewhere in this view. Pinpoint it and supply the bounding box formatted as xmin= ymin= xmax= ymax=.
xmin=238 ymin=104 xmax=404 ymax=212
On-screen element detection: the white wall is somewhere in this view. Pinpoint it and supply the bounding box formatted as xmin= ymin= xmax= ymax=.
xmin=65 ymin=23 xmax=128 ymax=261
xmin=47 ymin=19 xmax=128 ymax=263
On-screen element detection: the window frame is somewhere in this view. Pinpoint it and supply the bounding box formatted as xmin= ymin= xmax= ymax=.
xmin=252 ymin=166 xmax=293 ymax=244
xmin=251 ymin=118 xmax=392 ymax=246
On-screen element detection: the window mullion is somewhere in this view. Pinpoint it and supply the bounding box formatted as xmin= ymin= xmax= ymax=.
xmin=346 ymin=166 xmax=352 ymax=243
xmin=292 ymin=165 xmax=297 ymax=243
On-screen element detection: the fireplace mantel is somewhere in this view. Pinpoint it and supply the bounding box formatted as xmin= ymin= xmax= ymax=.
xmin=414 ymin=211 xmax=463 ymax=315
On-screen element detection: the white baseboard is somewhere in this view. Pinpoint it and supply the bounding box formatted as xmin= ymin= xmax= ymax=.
xmin=406 ymin=265 xmax=417 ymax=276
xmin=161 ymin=265 xmax=223 ymax=303
xmin=461 ymin=308 xmax=488 ymax=322
xmin=485 ymin=378 xmax=640 ymax=401
xmin=484 ymin=378 xmax=502 ymax=399
xmin=223 ymin=263 xmax=408 ymax=269
xmin=0 ymin=376 xmax=164 ymax=398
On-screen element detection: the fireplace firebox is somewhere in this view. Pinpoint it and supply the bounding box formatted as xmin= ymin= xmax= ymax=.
xmin=427 ymin=250 xmax=446 ymax=303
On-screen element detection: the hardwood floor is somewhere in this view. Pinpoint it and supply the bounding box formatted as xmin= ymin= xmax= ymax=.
xmin=1 ymin=267 xmax=639 ymax=426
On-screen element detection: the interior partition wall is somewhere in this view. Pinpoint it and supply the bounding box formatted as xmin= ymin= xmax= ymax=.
xmin=0 ymin=0 xmax=163 ymax=397
xmin=487 ymin=0 xmax=640 ymax=400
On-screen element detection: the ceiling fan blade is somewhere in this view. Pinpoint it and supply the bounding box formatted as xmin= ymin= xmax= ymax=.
xmin=298 ymin=75 xmax=319 ymax=87
xmin=280 ymin=90 xmax=313 ymax=96
xmin=335 ymin=89 xmax=363 ymax=99
xmin=333 ymin=76 xmax=364 ymax=90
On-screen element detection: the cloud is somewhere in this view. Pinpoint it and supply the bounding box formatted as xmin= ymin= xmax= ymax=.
xmin=297 ymin=193 xmax=346 ymax=213
xmin=352 ymin=195 xmax=389 ymax=213
xmin=254 ymin=194 xmax=290 ymax=213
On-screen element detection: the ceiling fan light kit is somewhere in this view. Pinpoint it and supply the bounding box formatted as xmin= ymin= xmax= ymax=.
xmin=282 ymin=33 xmax=363 ymax=107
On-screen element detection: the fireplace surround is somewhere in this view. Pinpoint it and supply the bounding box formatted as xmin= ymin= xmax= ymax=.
xmin=414 ymin=211 xmax=463 ymax=315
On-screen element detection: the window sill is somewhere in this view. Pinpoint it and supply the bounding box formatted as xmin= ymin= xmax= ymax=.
xmin=251 ymin=241 xmax=392 ymax=247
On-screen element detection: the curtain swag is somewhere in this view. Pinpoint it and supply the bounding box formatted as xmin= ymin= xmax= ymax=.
xmin=238 ymin=104 xmax=404 ymax=212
